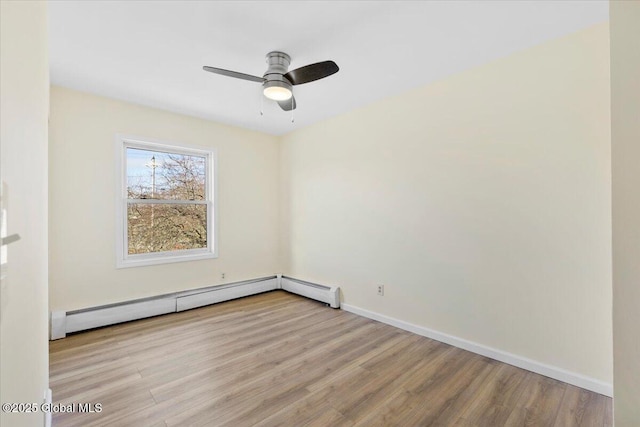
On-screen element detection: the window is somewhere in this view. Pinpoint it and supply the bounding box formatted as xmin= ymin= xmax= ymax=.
xmin=116 ymin=136 xmax=217 ymax=268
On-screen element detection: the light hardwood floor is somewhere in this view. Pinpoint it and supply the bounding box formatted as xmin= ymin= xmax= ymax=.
xmin=50 ymin=291 xmax=612 ymax=426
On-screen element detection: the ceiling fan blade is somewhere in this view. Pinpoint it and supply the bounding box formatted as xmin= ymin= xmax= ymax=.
xmin=278 ymin=96 xmax=297 ymax=111
xmin=203 ymin=66 xmax=265 ymax=83
xmin=284 ymin=61 xmax=339 ymax=85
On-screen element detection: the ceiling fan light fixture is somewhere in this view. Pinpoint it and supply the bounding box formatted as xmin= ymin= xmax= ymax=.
xmin=263 ymin=80 xmax=292 ymax=101
xmin=204 ymin=52 xmax=338 ymax=112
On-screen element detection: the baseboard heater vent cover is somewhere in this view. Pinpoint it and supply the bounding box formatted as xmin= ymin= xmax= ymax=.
xmin=176 ymin=277 xmax=278 ymax=312
xmin=51 ymin=275 xmax=339 ymax=339
xmin=279 ymin=276 xmax=340 ymax=309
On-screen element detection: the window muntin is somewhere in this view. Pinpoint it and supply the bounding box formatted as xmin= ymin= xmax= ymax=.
xmin=117 ymin=137 xmax=216 ymax=268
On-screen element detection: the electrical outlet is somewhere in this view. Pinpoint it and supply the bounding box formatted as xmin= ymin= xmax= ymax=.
xmin=377 ymin=284 xmax=384 ymax=296
xmin=221 ymin=273 xmax=225 ymax=280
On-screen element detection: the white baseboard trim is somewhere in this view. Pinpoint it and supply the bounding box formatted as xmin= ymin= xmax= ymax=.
xmin=341 ymin=303 xmax=612 ymax=397
xmin=44 ymin=388 xmax=52 ymax=427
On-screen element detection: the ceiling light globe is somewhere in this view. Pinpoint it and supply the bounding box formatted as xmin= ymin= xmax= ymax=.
xmin=263 ymin=81 xmax=292 ymax=101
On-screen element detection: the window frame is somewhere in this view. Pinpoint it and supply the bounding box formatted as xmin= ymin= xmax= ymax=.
xmin=115 ymin=134 xmax=218 ymax=268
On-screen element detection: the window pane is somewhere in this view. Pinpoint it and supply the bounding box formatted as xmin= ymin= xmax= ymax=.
xmin=127 ymin=148 xmax=206 ymax=200
xmin=127 ymin=203 xmax=207 ymax=254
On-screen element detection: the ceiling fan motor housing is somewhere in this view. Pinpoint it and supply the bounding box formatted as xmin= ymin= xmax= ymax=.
xmin=263 ymin=51 xmax=293 ymax=89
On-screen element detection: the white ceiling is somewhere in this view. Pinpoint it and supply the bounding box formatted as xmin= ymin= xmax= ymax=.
xmin=49 ymin=1 xmax=608 ymax=136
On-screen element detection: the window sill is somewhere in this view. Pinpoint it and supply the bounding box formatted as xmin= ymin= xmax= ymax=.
xmin=116 ymin=250 xmax=218 ymax=269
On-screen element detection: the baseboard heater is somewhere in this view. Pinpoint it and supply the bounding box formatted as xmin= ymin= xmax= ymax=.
xmin=50 ymin=275 xmax=340 ymax=339
xmin=280 ymin=276 xmax=340 ymax=308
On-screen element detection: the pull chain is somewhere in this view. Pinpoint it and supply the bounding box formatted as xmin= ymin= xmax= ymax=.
xmin=259 ymin=90 xmax=264 ymax=116
xmin=291 ymin=96 xmax=294 ymax=123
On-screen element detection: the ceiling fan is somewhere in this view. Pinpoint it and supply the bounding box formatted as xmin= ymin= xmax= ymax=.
xmin=203 ymin=51 xmax=339 ymax=111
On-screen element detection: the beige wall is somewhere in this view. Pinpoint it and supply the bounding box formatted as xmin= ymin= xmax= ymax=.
xmin=0 ymin=1 xmax=50 ymax=426
xmin=280 ymin=23 xmax=612 ymax=385
xmin=611 ymin=1 xmax=640 ymax=425
xmin=49 ymin=87 xmax=280 ymax=311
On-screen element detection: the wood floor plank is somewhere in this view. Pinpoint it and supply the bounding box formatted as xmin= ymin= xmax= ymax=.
xmin=350 ymin=387 xmax=417 ymax=427
xmin=49 ymin=290 xmax=612 ymax=427
xmin=554 ymin=385 xmax=597 ymax=427
xmin=302 ymin=408 xmax=354 ymax=427
xmin=51 ymin=363 xmax=141 ymax=401
xmin=254 ymin=367 xmax=369 ymax=427
xmin=505 ymin=374 xmax=568 ymax=426
xmin=428 ymin=357 xmax=499 ymax=426
xmin=457 ymin=362 xmax=531 ymax=425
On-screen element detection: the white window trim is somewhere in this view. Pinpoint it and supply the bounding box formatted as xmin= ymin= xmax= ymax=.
xmin=115 ymin=134 xmax=218 ymax=268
